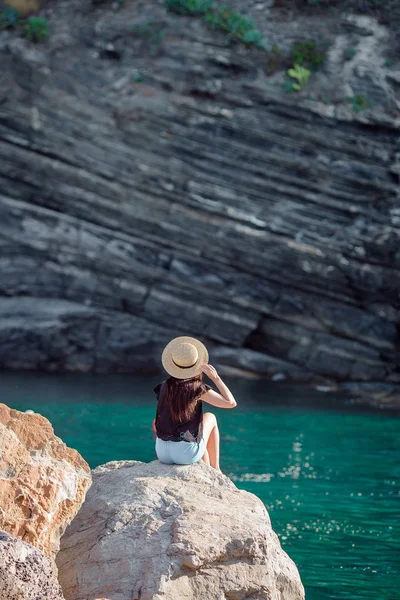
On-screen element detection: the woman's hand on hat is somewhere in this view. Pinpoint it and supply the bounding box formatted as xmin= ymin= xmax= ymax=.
xmin=200 ymin=363 xmax=220 ymax=381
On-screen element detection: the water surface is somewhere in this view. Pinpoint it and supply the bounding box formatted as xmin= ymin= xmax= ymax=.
xmin=1 ymin=372 xmax=399 ymax=600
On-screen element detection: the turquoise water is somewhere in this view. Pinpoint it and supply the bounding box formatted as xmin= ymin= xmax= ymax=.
xmin=1 ymin=372 xmax=399 ymax=600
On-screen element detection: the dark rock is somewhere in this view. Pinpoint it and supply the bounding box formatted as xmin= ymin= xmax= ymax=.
xmin=0 ymin=531 xmax=64 ymax=600
xmin=0 ymin=0 xmax=399 ymax=396
xmin=338 ymin=381 xmax=400 ymax=409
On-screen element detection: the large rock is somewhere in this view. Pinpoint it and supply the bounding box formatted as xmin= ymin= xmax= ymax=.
xmin=0 ymin=404 xmax=91 ymax=558
xmin=0 ymin=530 xmax=64 ymax=600
xmin=0 ymin=0 xmax=399 ymax=400
xmin=57 ymin=460 xmax=304 ymax=600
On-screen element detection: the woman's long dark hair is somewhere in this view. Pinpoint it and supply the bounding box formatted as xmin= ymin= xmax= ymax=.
xmin=159 ymin=374 xmax=205 ymax=423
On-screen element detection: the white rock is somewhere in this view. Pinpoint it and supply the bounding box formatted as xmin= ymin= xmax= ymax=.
xmin=57 ymin=460 xmax=305 ymax=600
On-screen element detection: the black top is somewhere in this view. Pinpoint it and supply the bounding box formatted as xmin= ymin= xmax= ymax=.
xmin=154 ymin=380 xmax=211 ymax=443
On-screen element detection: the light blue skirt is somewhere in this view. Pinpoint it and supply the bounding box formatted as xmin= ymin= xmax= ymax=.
xmin=155 ymin=436 xmax=206 ymax=465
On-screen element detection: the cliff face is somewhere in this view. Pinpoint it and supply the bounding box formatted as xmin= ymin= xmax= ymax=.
xmin=0 ymin=0 xmax=399 ymax=397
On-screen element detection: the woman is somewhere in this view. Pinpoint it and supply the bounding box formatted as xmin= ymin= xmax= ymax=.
xmin=152 ymin=336 xmax=237 ymax=471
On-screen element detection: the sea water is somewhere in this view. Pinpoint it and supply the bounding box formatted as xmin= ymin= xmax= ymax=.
xmin=1 ymin=371 xmax=399 ymax=600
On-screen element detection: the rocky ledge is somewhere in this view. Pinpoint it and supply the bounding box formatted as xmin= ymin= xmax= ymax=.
xmin=57 ymin=459 xmax=305 ymax=600
xmin=0 ymin=0 xmax=399 ymax=405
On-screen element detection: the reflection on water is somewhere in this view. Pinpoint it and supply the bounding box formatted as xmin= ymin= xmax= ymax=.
xmin=222 ymin=409 xmax=399 ymax=600
xmin=0 ymin=371 xmax=399 ymax=600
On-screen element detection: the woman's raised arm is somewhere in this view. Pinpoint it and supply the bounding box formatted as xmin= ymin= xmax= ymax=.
xmin=200 ymin=364 xmax=237 ymax=409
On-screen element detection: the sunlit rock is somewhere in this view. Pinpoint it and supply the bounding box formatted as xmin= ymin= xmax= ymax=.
xmin=0 ymin=404 xmax=92 ymax=558
xmin=57 ymin=460 xmax=304 ymax=600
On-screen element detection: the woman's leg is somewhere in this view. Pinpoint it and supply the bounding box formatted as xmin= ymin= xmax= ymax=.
xmin=201 ymin=413 xmax=220 ymax=471
xmin=201 ymin=447 xmax=210 ymax=466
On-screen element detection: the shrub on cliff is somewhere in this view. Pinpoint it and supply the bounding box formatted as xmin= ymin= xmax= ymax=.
xmin=23 ymin=16 xmax=48 ymax=42
xmin=291 ymin=40 xmax=325 ymax=70
xmin=0 ymin=6 xmax=48 ymax=42
xmin=288 ymin=64 xmax=311 ymax=90
xmin=164 ymin=0 xmax=265 ymax=48
xmin=282 ymin=39 xmax=325 ymax=93
xmin=204 ymin=7 xmax=265 ymax=47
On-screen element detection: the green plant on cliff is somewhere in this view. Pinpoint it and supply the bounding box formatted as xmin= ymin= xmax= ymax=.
xmin=0 ymin=7 xmax=49 ymax=43
xmin=291 ymin=40 xmax=325 ymax=70
xmin=353 ymin=95 xmax=369 ymax=112
xmin=283 ymin=39 xmax=325 ymax=92
xmin=0 ymin=7 xmax=20 ymax=29
xmin=204 ymin=7 xmax=265 ymax=47
xmin=23 ymin=16 xmax=48 ymax=42
xmin=288 ymin=64 xmax=311 ymax=91
xmin=345 ymin=94 xmax=371 ymax=112
xmin=165 ymin=0 xmax=213 ymax=15
xmin=164 ymin=0 xmax=265 ymax=48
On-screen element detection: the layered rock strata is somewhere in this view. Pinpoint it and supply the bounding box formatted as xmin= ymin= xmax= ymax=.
xmin=0 ymin=0 xmax=399 ymax=397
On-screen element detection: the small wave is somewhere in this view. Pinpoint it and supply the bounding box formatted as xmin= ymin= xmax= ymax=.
xmin=229 ymin=472 xmax=275 ymax=483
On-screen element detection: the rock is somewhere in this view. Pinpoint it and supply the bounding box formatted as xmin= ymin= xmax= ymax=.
xmin=326 ymin=14 xmax=397 ymax=114
xmin=246 ymin=317 xmax=392 ymax=381
xmin=338 ymin=381 xmax=400 ymax=409
xmin=0 ymin=530 xmax=65 ymax=600
xmin=57 ymin=460 xmax=304 ymax=600
xmin=210 ymin=345 xmax=315 ymax=382
xmin=0 ymin=0 xmax=399 ymax=396
xmin=0 ymin=404 xmax=91 ymax=558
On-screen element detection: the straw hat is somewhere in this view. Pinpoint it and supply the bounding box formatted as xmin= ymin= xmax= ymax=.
xmin=161 ymin=336 xmax=209 ymax=379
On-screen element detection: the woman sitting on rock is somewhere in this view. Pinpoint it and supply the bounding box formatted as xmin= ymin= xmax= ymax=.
xmin=152 ymin=336 xmax=237 ymax=471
